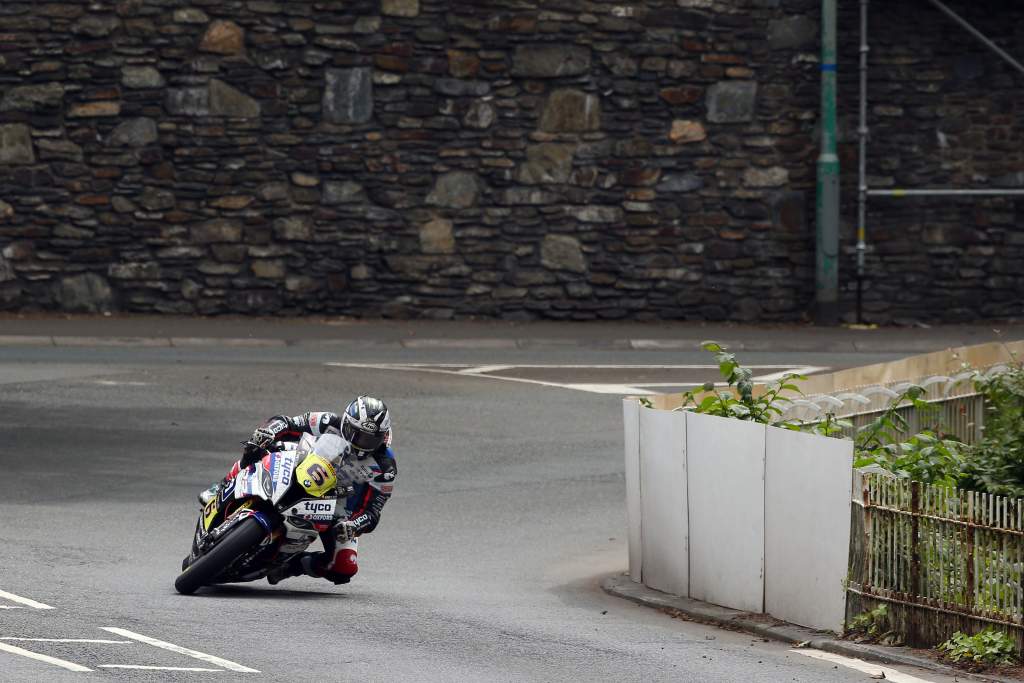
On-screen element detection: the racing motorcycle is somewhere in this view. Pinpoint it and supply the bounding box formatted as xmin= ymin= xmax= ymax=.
xmin=175 ymin=433 xmax=374 ymax=595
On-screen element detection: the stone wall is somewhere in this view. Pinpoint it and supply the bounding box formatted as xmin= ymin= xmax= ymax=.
xmin=0 ymin=0 xmax=1020 ymax=322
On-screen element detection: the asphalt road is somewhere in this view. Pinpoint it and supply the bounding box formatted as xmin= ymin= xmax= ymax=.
xmin=0 ymin=332 xmax=968 ymax=682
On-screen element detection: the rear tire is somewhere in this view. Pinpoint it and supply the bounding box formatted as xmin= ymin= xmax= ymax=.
xmin=174 ymin=517 xmax=267 ymax=595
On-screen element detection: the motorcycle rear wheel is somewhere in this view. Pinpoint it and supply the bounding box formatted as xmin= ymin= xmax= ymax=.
xmin=174 ymin=517 xmax=267 ymax=595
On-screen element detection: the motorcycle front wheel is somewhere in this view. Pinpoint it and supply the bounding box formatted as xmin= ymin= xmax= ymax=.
xmin=174 ymin=516 xmax=267 ymax=595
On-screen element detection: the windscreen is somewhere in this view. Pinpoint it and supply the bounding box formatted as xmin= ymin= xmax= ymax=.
xmin=312 ymin=433 xmax=345 ymax=463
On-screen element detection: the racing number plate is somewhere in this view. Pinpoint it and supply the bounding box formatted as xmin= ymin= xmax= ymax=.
xmin=202 ymin=497 xmax=219 ymax=531
xmin=295 ymin=454 xmax=337 ymax=497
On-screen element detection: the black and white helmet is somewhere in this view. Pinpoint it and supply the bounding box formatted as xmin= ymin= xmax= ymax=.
xmin=342 ymin=396 xmax=391 ymax=454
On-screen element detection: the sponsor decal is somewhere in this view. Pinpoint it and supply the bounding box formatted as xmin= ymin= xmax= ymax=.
xmin=289 ymin=499 xmax=337 ymax=522
xmin=271 ymin=453 xmax=294 ymax=490
xmin=301 ymin=500 xmax=334 ymax=514
xmin=380 ymin=484 xmax=394 ymax=494
xmin=303 ymin=479 xmax=312 ymax=487
xmin=361 ymin=421 xmax=379 ymax=433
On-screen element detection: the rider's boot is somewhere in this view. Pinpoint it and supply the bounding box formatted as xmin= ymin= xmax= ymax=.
xmin=267 ymin=554 xmax=314 ymax=585
xmin=197 ymin=481 xmax=220 ymax=507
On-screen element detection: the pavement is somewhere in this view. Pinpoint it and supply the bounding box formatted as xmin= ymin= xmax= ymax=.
xmin=1 ymin=312 xmax=1021 ymax=353
xmin=603 ymin=575 xmax=1018 ymax=683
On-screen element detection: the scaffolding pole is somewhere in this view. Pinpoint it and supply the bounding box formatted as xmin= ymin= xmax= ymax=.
xmin=854 ymin=0 xmax=1024 ymax=324
xmin=869 ymin=189 xmax=1024 ymax=197
xmin=926 ymin=0 xmax=1024 ymax=77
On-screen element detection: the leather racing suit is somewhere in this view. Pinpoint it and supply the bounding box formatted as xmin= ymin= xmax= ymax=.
xmin=226 ymin=411 xmax=397 ymax=584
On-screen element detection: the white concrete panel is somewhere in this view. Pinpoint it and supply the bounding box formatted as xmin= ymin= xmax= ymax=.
xmin=764 ymin=426 xmax=853 ymax=633
xmin=622 ymin=399 xmax=642 ymax=582
xmin=686 ymin=412 xmax=765 ymax=613
xmin=638 ymin=407 xmax=688 ymax=596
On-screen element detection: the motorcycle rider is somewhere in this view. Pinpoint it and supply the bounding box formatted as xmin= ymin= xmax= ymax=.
xmin=199 ymin=396 xmax=397 ymax=586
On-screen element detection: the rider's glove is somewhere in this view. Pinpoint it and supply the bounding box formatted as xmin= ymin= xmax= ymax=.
xmin=250 ymin=426 xmax=276 ymax=449
xmin=335 ymin=520 xmax=359 ymax=543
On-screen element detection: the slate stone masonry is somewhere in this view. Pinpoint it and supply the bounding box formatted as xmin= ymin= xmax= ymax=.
xmin=0 ymin=0 xmax=1020 ymax=322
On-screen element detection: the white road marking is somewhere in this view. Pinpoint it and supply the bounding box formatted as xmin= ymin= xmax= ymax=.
xmin=333 ymin=363 xmax=808 ymax=370
xmin=0 ymin=590 xmax=54 ymax=610
xmin=791 ymin=648 xmax=937 ymax=682
xmin=752 ymin=366 xmax=830 ymax=382
xmin=458 ymin=365 xmax=515 ymax=374
xmin=100 ymin=664 xmax=221 ymax=671
xmin=562 ymin=383 xmax=652 ymax=395
xmin=0 ymin=641 xmax=92 ymax=672
xmin=101 ymin=627 xmax=259 ymax=673
xmin=624 ymin=382 xmax=730 ymax=388
xmin=1 ymin=637 xmax=131 ymax=644
xmin=326 ymin=363 xmax=828 ymax=396
xmin=92 ymin=380 xmax=151 ymax=386
xmin=0 ymin=606 xmax=24 ymax=609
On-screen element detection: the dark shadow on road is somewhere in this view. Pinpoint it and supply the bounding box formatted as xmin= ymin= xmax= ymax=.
xmin=183 ymin=584 xmax=345 ymax=600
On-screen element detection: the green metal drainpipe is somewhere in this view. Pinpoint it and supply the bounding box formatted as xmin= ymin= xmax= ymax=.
xmin=815 ymin=0 xmax=840 ymax=324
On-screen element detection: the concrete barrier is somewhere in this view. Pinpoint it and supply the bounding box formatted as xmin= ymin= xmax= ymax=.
xmin=623 ymin=402 xmax=853 ymax=633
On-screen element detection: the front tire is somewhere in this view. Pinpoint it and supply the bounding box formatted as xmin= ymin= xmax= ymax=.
xmin=174 ymin=517 xmax=267 ymax=595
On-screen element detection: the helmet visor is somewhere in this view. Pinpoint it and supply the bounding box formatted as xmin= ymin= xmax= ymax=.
xmin=343 ymin=422 xmax=385 ymax=453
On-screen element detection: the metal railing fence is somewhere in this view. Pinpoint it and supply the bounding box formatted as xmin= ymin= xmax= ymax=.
xmin=848 ymin=473 xmax=1024 ymax=649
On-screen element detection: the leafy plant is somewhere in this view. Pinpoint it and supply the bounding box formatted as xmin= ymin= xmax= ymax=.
xmin=809 ymin=411 xmax=853 ymax=438
xmin=852 ymin=386 xmax=966 ymax=487
xmin=938 ymin=628 xmax=1017 ymax=667
xmin=960 ymin=360 xmax=1024 ymax=497
xmin=845 ymin=604 xmax=901 ymax=645
xmin=677 ymin=342 xmax=805 ymax=428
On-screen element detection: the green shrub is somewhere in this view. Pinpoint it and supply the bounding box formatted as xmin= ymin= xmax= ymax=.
xmin=666 ymin=343 xmax=1024 ymax=495
xmin=938 ymin=628 xmax=1017 ymax=667
xmin=846 ymin=604 xmax=900 ymax=644
xmin=676 ymin=341 xmax=804 ymax=428
xmin=960 ymin=361 xmax=1024 ymax=498
xmin=852 ymin=386 xmax=966 ymax=487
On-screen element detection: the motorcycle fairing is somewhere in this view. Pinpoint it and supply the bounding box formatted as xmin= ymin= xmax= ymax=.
xmin=268 ymin=452 xmax=298 ymax=504
xmin=235 ymin=461 xmax=272 ymax=500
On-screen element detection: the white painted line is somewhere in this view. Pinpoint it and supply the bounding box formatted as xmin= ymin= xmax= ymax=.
xmin=0 ymin=606 xmax=24 ymax=610
xmin=327 ymin=362 xmax=720 ymax=395
xmin=325 ymin=363 xmax=827 ymax=396
xmin=791 ymin=649 xmax=937 ymax=683
xmin=458 ymin=365 xmax=514 ymax=374
xmin=0 ymin=590 xmax=54 ymax=610
xmin=563 ymin=384 xmax=653 ymax=395
xmin=1 ymin=638 xmax=131 ymax=644
xmin=329 ymin=362 xmax=806 ymax=370
xmin=101 ymin=627 xmax=260 ymax=673
xmin=0 ymin=641 xmax=92 ymax=673
xmin=100 ymin=664 xmax=221 ymax=672
xmin=629 ymin=382 xmax=730 ymax=388
xmin=93 ymin=380 xmax=151 ymax=387
xmin=752 ymin=366 xmax=830 ymax=382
